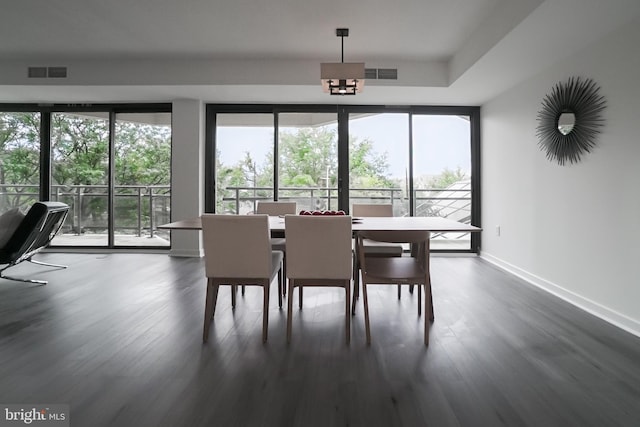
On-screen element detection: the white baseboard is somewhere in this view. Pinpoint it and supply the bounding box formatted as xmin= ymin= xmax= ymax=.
xmin=480 ymin=252 xmax=640 ymax=338
xmin=169 ymin=248 xmax=203 ymax=258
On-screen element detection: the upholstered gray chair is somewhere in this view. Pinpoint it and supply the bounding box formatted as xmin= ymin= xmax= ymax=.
xmin=354 ymin=229 xmax=432 ymax=346
xmin=284 ymin=214 xmax=352 ymax=344
xmin=351 ymin=203 xmax=405 ymax=307
xmin=201 ymin=214 xmax=283 ymax=343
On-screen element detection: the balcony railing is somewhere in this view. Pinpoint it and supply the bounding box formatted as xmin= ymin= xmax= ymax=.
xmin=1 ymin=183 xmax=472 ymax=249
xmin=0 ymin=184 xmax=170 ymax=239
xmin=222 ymin=185 xmax=470 ymax=218
xmin=221 ymin=185 xmax=472 ymax=249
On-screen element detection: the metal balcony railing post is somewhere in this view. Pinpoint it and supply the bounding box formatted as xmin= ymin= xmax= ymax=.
xmin=235 ymin=188 xmax=240 ymax=214
xmin=76 ymin=187 xmax=83 ymax=235
xmin=137 ymin=187 xmax=143 ymax=237
xmin=148 ymin=187 xmax=155 ymax=238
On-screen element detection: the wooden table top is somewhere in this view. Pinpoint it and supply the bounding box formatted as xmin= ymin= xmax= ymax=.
xmin=159 ymin=215 xmax=481 ymax=233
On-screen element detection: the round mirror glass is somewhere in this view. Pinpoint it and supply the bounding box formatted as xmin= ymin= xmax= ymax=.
xmin=558 ymin=112 xmax=576 ymax=135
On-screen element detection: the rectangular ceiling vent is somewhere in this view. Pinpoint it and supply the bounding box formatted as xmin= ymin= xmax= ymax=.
xmin=377 ymin=68 xmax=398 ymax=80
xmin=28 ymin=67 xmax=47 ymax=78
xmin=364 ymin=68 xmax=378 ymax=79
xmin=47 ymin=67 xmax=68 ymax=78
xmin=27 ymin=66 xmax=68 ymax=78
xmin=364 ymin=68 xmax=398 ymax=80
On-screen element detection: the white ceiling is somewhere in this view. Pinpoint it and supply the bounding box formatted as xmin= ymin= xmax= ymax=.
xmin=1 ymin=0 xmax=640 ymax=105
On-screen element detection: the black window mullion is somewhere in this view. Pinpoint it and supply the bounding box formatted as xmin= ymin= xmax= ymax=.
xmin=337 ymin=106 xmax=349 ymax=213
xmin=408 ymin=113 xmax=414 ymax=216
xmin=205 ymin=106 xmax=216 ymax=213
xmin=39 ymin=112 xmax=51 ymax=201
xmin=108 ymin=111 xmax=116 ymax=247
xmin=273 ymin=112 xmax=279 ymax=200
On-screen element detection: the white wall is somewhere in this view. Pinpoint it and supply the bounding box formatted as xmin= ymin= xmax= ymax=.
xmin=481 ymin=17 xmax=640 ymax=335
xmin=170 ymin=99 xmax=204 ymax=257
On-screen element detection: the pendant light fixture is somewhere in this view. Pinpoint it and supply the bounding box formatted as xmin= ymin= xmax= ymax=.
xmin=320 ymin=28 xmax=365 ymax=95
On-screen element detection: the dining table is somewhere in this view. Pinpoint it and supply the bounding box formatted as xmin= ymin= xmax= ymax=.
xmin=158 ymin=215 xmax=481 ymax=234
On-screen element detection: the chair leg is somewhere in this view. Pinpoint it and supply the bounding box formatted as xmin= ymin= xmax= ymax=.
xmin=282 ymin=257 xmax=287 ymax=297
xmin=418 ymin=284 xmax=422 ymax=316
xmin=203 ymin=279 xmax=218 ymax=342
xmin=397 ymin=284 xmax=401 ymax=300
xmin=0 ymin=272 xmax=47 ymax=285
xmin=211 ymin=283 xmax=220 ymax=320
xmin=277 ymin=269 xmax=283 ymax=309
xmin=353 ymin=255 xmax=360 ymax=300
xmin=351 ymin=279 xmax=359 ymax=315
xmin=362 ymin=283 xmax=372 ymax=345
xmin=241 ymin=284 xmax=245 ymax=296
xmin=28 ymin=258 xmax=68 ymax=269
xmin=298 ymin=285 xmax=303 ymax=309
xmin=287 ymin=280 xmax=295 ymax=343
xmin=429 ymin=283 xmax=434 ymax=322
xmin=424 ymin=283 xmax=431 ymax=347
xmin=345 ymin=283 xmax=351 ymax=345
xmin=231 ymin=285 xmax=237 ymax=308
xmin=262 ymin=285 xmax=270 ymax=342
xmin=409 ymin=284 xmax=414 ymax=294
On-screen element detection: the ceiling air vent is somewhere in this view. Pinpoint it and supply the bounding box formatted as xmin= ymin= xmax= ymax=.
xmin=364 ymin=68 xmax=398 ymax=80
xmin=47 ymin=67 xmax=68 ymax=78
xmin=377 ymin=68 xmax=398 ymax=80
xmin=364 ymin=68 xmax=378 ymax=79
xmin=27 ymin=66 xmax=68 ymax=78
xmin=28 ymin=67 xmax=47 ymax=78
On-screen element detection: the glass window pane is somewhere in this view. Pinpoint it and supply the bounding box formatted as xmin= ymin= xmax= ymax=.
xmin=0 ymin=112 xmax=41 ymax=212
xmin=114 ymin=113 xmax=171 ymax=247
xmin=348 ymin=113 xmax=409 ymax=216
xmin=215 ymin=114 xmax=274 ymax=214
xmin=278 ymin=113 xmax=338 ymax=212
xmin=51 ymin=112 xmax=109 ymax=246
xmin=412 ymin=115 xmax=472 ymax=250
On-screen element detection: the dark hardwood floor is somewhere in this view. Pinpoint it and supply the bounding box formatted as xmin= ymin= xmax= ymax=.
xmin=1 ymin=253 xmax=639 ymax=427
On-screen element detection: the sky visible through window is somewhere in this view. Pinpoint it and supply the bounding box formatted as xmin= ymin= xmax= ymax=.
xmin=217 ymin=114 xmax=470 ymax=180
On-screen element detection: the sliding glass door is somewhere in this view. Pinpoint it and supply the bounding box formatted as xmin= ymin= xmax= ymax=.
xmin=1 ymin=104 xmax=172 ymax=249
xmin=206 ymin=104 xmax=480 ymax=252
xmin=114 ymin=113 xmax=171 ymax=247
xmin=278 ymin=113 xmax=338 ymax=211
xmin=0 ymin=112 xmax=41 ymax=212
xmin=215 ymin=113 xmax=274 ymax=214
xmin=51 ymin=112 xmax=110 ymax=246
xmin=412 ymin=114 xmax=472 ymax=250
xmin=347 ymin=113 xmax=409 ymax=215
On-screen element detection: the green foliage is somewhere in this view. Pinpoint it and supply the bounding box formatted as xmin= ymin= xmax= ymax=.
xmin=426 ymin=166 xmax=466 ymax=189
xmin=1 ymin=112 xmax=171 ymax=229
xmin=215 ymin=125 xmax=396 ymax=212
xmin=278 ymin=127 xmax=337 ymax=187
xmin=0 ymin=112 xmax=41 ymax=208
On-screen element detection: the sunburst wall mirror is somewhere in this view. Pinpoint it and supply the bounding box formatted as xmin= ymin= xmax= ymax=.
xmin=536 ymin=77 xmax=606 ymax=165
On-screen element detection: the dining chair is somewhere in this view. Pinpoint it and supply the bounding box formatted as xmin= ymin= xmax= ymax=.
xmin=201 ymin=214 xmax=284 ymax=343
xmin=351 ymin=204 xmax=405 ymax=307
xmin=256 ymin=201 xmax=297 ymax=297
xmin=284 ymin=214 xmax=352 ymax=344
xmin=354 ymin=229 xmax=433 ymax=346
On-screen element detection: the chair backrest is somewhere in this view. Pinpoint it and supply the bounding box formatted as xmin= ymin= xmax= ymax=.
xmin=0 ymin=201 xmax=69 ymax=263
xmin=352 ymin=203 xmax=393 ymax=217
xmin=285 ymin=215 xmax=352 ymax=280
xmin=201 ymin=214 xmax=272 ymax=279
xmin=256 ymin=201 xmax=297 ymax=216
xmin=357 ymin=230 xmax=430 ymax=269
